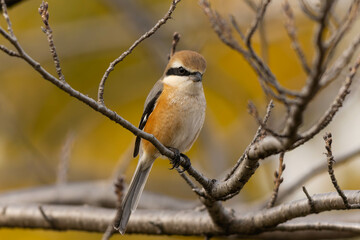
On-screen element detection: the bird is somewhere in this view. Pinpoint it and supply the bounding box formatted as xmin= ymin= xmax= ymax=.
xmin=115 ymin=50 xmax=207 ymax=234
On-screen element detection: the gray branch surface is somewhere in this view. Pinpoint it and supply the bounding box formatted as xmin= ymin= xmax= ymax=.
xmin=1 ymin=191 xmax=360 ymax=237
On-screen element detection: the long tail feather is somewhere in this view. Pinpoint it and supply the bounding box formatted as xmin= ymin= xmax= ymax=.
xmin=115 ymin=158 xmax=153 ymax=234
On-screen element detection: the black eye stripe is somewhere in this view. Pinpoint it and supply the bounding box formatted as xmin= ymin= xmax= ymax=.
xmin=166 ymin=67 xmax=192 ymax=76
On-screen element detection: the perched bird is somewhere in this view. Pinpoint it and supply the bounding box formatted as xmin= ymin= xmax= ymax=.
xmin=116 ymin=50 xmax=207 ymax=234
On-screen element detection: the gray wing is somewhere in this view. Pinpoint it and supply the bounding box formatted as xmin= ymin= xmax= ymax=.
xmin=144 ymin=80 xmax=163 ymax=108
xmin=133 ymin=80 xmax=163 ymax=158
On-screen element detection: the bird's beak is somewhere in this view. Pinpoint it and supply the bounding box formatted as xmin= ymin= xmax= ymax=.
xmin=190 ymin=72 xmax=202 ymax=82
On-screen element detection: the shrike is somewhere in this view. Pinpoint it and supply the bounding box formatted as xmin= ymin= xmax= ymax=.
xmin=116 ymin=50 xmax=207 ymax=234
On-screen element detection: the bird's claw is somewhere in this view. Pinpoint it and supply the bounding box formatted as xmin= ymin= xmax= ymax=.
xmin=179 ymin=153 xmax=191 ymax=172
xmin=167 ymin=147 xmax=191 ymax=172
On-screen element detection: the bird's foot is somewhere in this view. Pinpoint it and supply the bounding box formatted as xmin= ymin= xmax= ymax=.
xmin=179 ymin=153 xmax=191 ymax=172
xmin=167 ymin=147 xmax=191 ymax=172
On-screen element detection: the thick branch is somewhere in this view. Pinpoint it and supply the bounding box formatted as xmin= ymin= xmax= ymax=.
xmin=1 ymin=191 xmax=360 ymax=235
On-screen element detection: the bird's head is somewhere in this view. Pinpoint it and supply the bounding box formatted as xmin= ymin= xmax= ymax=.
xmin=162 ymin=50 xmax=206 ymax=90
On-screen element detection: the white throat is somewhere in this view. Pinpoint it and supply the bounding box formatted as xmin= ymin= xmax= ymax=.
xmin=162 ymin=75 xmax=203 ymax=95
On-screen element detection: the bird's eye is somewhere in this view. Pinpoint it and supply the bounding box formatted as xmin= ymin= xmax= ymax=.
xmin=165 ymin=67 xmax=190 ymax=76
xmin=178 ymin=67 xmax=186 ymax=74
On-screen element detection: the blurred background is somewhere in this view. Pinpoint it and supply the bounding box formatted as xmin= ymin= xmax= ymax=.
xmin=0 ymin=0 xmax=360 ymax=239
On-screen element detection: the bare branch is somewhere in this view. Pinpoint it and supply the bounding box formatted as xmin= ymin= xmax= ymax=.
xmin=248 ymin=100 xmax=286 ymax=138
xmin=275 ymin=221 xmax=360 ymax=234
xmin=200 ymin=0 xmax=300 ymax=106
xmin=267 ymin=152 xmax=285 ymax=208
xmin=278 ymin=145 xmax=360 ymax=202
xmin=282 ymin=0 xmax=311 ymax=74
xmin=244 ymin=0 xmax=269 ymax=64
xmin=281 ymin=1 xmax=339 ymax=145
xmin=321 ymin=33 xmax=360 ymax=88
xmin=302 ymin=186 xmax=317 ymax=213
xmin=1 ymin=0 xmax=14 ymax=36
xmin=114 ymin=177 xmax=125 ymax=205
xmin=38 ymin=1 xmax=65 ymax=82
xmin=294 ymin=55 xmax=360 ymax=147
xmin=38 ymin=205 xmax=57 ymax=229
xmin=0 ymin=44 xmax=20 ymax=57
xmin=229 ymin=15 xmax=245 ymax=40
xmin=299 ymin=0 xmax=321 ymax=21
xmin=97 ymin=0 xmax=182 ymax=105
xmin=176 ymin=167 xmax=205 ymax=198
xmin=2 ymin=191 xmax=360 ymax=235
xmin=323 ymin=132 xmax=351 ymax=209
xmin=244 ymin=0 xmax=258 ymax=12
xmin=244 ymin=0 xmax=271 ymax=46
xmin=102 ymin=177 xmax=125 ymax=240
xmin=224 ymin=100 xmax=274 ymax=182
xmin=304 ymin=1 xmax=334 ymax=92
xmin=244 ymin=0 xmax=271 ymax=42
xmin=201 ymin=198 xmax=234 ymax=231
xmin=324 ymin=0 xmax=360 ymax=66
xmin=169 ymin=32 xmax=181 ymax=58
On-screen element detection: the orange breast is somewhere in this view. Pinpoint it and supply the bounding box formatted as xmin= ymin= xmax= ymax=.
xmin=142 ymin=85 xmax=180 ymax=157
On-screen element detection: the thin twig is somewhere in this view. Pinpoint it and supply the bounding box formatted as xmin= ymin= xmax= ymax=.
xmin=97 ymin=0 xmax=182 ymax=105
xmin=323 ymin=132 xmax=351 ymax=209
xmin=38 ymin=205 xmax=57 ymax=229
xmin=282 ymin=0 xmax=310 ymax=74
xmin=328 ymin=5 xmax=341 ymax=33
xmin=244 ymin=0 xmax=257 ymax=12
xmin=281 ymin=1 xmax=335 ymax=142
xmin=307 ymin=1 xmax=334 ymax=88
xmin=243 ymin=0 xmax=298 ymax=102
xmin=38 ymin=1 xmax=66 ymax=82
xmin=244 ymin=0 xmax=271 ymax=46
xmin=267 ymin=152 xmax=285 ymax=208
xmin=176 ymin=168 xmax=204 ymax=197
xmin=324 ymin=0 xmax=360 ymax=66
xmin=224 ymin=100 xmax=275 ymax=182
xmin=245 ymin=0 xmax=271 ymax=97
xmin=169 ymin=32 xmax=180 ymax=58
xmin=278 ymin=145 xmax=360 ymax=202
xmin=302 ymin=186 xmax=317 ymax=213
xmin=320 ymin=32 xmax=360 ymax=88
xmin=243 ymin=0 xmax=282 ymax=94
xmin=299 ymin=0 xmax=321 ymax=21
xmin=229 ymin=15 xmax=245 ymax=40
xmin=294 ymin=55 xmax=360 ymax=148
xmin=244 ymin=0 xmax=269 ymax=64
xmin=0 ymin=44 xmax=20 ymax=57
xmin=200 ymin=0 xmax=300 ymax=104
xmin=248 ymin=100 xmax=286 ymax=138
xmin=102 ymin=177 xmax=125 ymax=240
xmin=1 ymin=0 xmax=14 ymax=37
